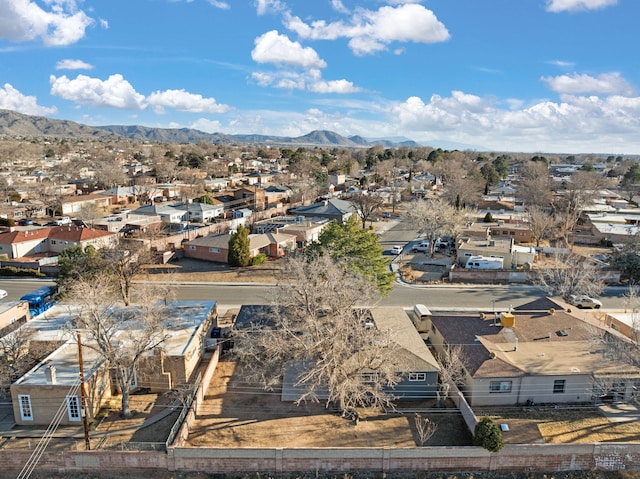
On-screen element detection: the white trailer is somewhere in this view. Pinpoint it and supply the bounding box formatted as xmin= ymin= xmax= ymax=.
xmin=465 ymin=255 xmax=504 ymax=270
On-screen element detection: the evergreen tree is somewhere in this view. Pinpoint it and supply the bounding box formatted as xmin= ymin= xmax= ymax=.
xmin=56 ymin=244 xmax=107 ymax=293
xmin=228 ymin=225 xmax=251 ymax=267
xmin=307 ymin=216 xmax=395 ymax=295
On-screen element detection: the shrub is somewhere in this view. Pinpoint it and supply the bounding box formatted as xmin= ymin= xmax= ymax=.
xmin=483 ymin=212 xmax=494 ymax=223
xmin=250 ymin=253 xmax=267 ymax=266
xmin=473 ymin=417 xmax=504 ymax=452
xmin=0 ymin=266 xmax=46 ymax=278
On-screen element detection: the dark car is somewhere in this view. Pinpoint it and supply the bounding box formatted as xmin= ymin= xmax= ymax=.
xmin=18 ymin=218 xmax=34 ymax=226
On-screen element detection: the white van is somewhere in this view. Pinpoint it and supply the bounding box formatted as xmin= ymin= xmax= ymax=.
xmin=55 ymin=216 xmax=72 ymax=226
xmin=465 ymin=255 xmax=504 ymax=270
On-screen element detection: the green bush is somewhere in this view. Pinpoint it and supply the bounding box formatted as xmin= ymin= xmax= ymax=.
xmin=0 ymin=266 xmax=46 ymax=278
xmin=483 ymin=212 xmax=494 ymax=223
xmin=250 ymin=253 xmax=267 ymax=266
xmin=473 ymin=417 xmax=504 ymax=452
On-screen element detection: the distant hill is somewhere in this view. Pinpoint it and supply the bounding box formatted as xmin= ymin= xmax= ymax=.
xmin=0 ymin=109 xmax=420 ymax=148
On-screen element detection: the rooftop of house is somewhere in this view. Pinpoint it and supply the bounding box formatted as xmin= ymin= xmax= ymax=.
xmin=0 ymin=225 xmax=116 ymax=244
xmin=12 ymin=300 xmax=216 ymax=387
xmin=430 ymin=299 xmax=640 ymax=380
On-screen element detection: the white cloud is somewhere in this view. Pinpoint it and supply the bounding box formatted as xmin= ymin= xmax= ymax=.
xmin=252 ymin=30 xmax=327 ymax=69
xmin=99 ymin=18 xmax=109 ymax=29
xmin=190 ymin=118 xmax=224 ymax=133
xmin=542 ymin=72 xmax=635 ymax=96
xmin=309 ymin=79 xmax=361 ymax=94
xmin=206 ymin=0 xmax=230 ymax=9
xmin=0 ymin=83 xmax=57 ymax=115
xmin=549 ymin=60 xmax=575 ymax=68
xmin=284 ymin=4 xmax=450 ymax=56
xmin=389 ymin=89 xmax=640 ymax=152
xmin=50 ymin=73 xmax=232 ymax=114
xmin=545 ymin=0 xmax=617 ymax=12
xmin=254 ymin=0 xmax=286 ymax=15
xmin=50 ymin=74 xmax=147 ymax=109
xmin=330 ymin=0 xmax=349 ymax=14
xmin=0 ymin=0 xmax=94 ymax=46
xmin=147 ymin=89 xmax=229 ymax=114
xmin=55 ymin=59 xmax=94 ymax=70
xmin=251 ymin=68 xmax=360 ymax=94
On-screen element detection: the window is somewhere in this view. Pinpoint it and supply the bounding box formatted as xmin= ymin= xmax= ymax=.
xmin=189 ymin=245 xmax=196 ymax=250
xmin=208 ymin=247 xmax=220 ymax=253
xmin=553 ymin=379 xmax=566 ymax=394
xmin=408 ymin=373 xmax=426 ymax=381
xmin=362 ymin=373 xmax=378 ymax=383
xmin=19 ymin=395 xmax=33 ymax=421
xmin=489 ymin=381 xmax=512 ymax=393
xmin=66 ymin=395 xmax=81 ymax=422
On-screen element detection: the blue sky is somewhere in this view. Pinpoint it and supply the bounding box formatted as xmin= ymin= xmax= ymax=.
xmin=1 ymin=0 xmax=639 ymax=154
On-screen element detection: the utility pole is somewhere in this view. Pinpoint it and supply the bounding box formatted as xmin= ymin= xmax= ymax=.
xmin=77 ymin=333 xmax=91 ymax=450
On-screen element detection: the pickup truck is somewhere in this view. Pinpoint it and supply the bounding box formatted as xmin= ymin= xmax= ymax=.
xmin=411 ymin=241 xmax=430 ymax=253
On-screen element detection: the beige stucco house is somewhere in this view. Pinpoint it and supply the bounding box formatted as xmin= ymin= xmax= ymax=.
xmin=10 ymin=300 xmax=217 ymax=426
xmin=423 ymin=298 xmax=640 ymax=407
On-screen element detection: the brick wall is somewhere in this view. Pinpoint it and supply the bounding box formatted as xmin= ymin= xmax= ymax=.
xmin=3 ymin=443 xmax=640 ymax=475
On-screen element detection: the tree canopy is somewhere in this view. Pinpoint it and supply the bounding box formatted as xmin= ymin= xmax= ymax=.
xmin=233 ymin=254 xmax=405 ymax=413
xmin=307 ymin=216 xmax=395 ymax=295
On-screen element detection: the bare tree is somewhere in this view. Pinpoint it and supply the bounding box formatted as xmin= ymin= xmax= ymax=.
xmin=350 ymin=191 xmax=385 ymax=228
xmin=527 ymin=205 xmax=557 ymax=247
xmin=517 ymin=161 xmax=553 ymax=209
xmin=435 ymin=344 xmax=466 ymax=407
xmin=0 ymin=327 xmax=34 ymax=393
xmin=104 ymin=240 xmax=158 ymax=306
xmin=553 ymin=170 xmax=612 ymax=246
xmin=405 ymin=198 xmax=464 ymax=257
xmin=534 ymin=252 xmax=606 ymax=301
xmin=414 ymin=414 xmax=438 ymax=446
xmin=66 ymin=274 xmax=169 ymax=417
xmin=233 ymin=254 xmax=406 ymax=415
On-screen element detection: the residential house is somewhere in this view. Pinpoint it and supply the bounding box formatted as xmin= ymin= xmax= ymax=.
xmin=252 ymin=216 xmax=330 ymax=249
xmin=423 ymin=298 xmax=640 ymax=407
xmin=60 ymin=195 xmax=111 ymax=216
xmin=180 ymin=202 xmax=224 ymax=223
xmin=234 ymin=186 xmax=266 ymax=210
xmin=583 ymin=212 xmax=640 ymax=244
xmin=0 ymin=226 xmax=117 ymax=259
xmin=133 ymin=204 xmax=188 ymax=225
xmin=456 ymin=237 xmax=536 ymax=268
xmin=0 ymin=301 xmax=30 ymax=337
xmin=234 ymin=305 xmax=440 ymax=402
xmin=263 ymin=185 xmax=293 ymax=208
xmin=184 ymin=232 xmax=296 ymax=263
xmin=290 ymin=198 xmax=355 ymax=223
xmin=10 ymin=300 xmax=217 ymax=426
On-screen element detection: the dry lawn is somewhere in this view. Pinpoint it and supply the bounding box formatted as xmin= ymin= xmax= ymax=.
xmin=478 ymin=406 xmax=640 ymax=444
xmin=185 ymin=360 xmax=472 ymax=448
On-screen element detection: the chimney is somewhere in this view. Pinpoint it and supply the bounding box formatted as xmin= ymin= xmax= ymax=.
xmin=45 ymin=364 xmax=57 ymax=384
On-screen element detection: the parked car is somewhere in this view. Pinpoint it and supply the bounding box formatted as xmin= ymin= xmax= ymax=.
xmin=390 ymin=245 xmax=403 ymax=255
xmin=18 ymin=218 xmax=34 ymax=226
xmin=0 ymin=289 xmax=6 ymax=299
xmin=568 ymin=295 xmax=602 ymax=309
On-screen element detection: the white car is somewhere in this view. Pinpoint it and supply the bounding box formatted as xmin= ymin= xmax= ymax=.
xmin=390 ymin=245 xmax=403 ymax=255
xmin=569 ymin=295 xmax=602 ymax=309
xmin=0 ymin=289 xmax=7 ymax=299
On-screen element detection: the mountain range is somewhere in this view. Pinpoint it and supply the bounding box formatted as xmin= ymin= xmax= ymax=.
xmin=0 ymin=109 xmax=419 ymax=148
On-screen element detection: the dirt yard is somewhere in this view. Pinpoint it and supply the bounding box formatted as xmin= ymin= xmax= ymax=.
xmin=185 ymin=360 xmax=472 ymax=448
xmin=142 ymin=257 xmax=280 ymax=283
xmin=476 ymin=405 xmax=640 ymax=444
